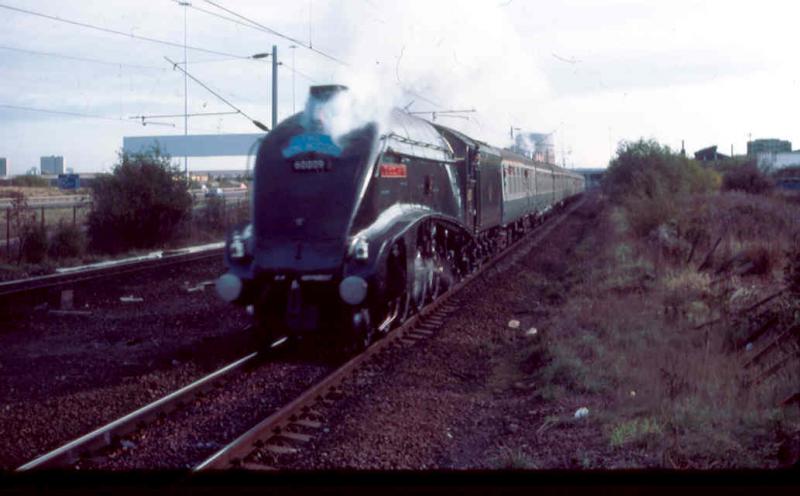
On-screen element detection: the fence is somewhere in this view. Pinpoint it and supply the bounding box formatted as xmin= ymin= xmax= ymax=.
xmin=1 ymin=194 xmax=249 ymax=258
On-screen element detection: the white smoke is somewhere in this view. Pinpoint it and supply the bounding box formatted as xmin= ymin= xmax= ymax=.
xmin=312 ymin=0 xmax=550 ymax=147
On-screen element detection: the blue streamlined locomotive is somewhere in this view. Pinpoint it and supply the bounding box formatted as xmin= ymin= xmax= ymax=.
xmin=216 ymin=85 xmax=585 ymax=350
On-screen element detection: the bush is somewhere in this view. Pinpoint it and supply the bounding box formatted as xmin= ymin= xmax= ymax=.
xmin=603 ymin=140 xmax=718 ymax=237
xmin=88 ymin=148 xmax=192 ymax=253
xmin=604 ymin=140 xmax=719 ymax=203
xmin=49 ymin=221 xmax=85 ymax=259
xmin=722 ymin=163 xmax=773 ymax=194
xmin=19 ymin=224 xmax=48 ymax=263
xmin=203 ymin=195 xmax=226 ymax=231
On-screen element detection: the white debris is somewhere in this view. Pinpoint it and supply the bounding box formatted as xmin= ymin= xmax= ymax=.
xmin=745 ymin=342 xmax=754 ymax=352
xmin=120 ymin=295 xmax=143 ymax=303
xmin=574 ymin=407 xmax=590 ymax=419
xmin=121 ymin=440 xmax=136 ymax=450
xmin=525 ymin=327 xmax=538 ymax=336
xmin=446 ymin=432 xmax=453 ymax=439
xmin=508 ymin=319 xmax=521 ymax=329
xmin=246 ymin=305 xmax=254 ymax=315
xmin=630 ymin=390 xmax=637 ymax=398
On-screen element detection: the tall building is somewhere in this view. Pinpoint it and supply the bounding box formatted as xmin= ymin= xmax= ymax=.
xmin=0 ymin=157 xmax=6 ymax=177
xmin=40 ymin=155 xmax=64 ymax=175
xmin=747 ymin=139 xmax=791 ymax=156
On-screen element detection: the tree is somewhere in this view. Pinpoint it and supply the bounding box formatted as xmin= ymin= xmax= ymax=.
xmin=87 ymin=148 xmax=192 ymax=253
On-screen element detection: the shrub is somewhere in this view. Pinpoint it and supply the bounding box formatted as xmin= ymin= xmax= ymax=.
xmin=88 ymin=148 xmax=192 ymax=253
xmin=203 ymin=195 xmax=226 ymax=231
xmin=19 ymin=223 xmax=48 ymax=263
xmin=603 ymin=140 xmax=719 ymax=237
xmin=722 ymin=163 xmax=773 ymax=194
xmin=603 ymin=139 xmax=718 ymax=205
xmin=48 ymin=221 xmax=85 ymax=259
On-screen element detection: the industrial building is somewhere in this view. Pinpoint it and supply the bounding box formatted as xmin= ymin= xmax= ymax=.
xmin=512 ymin=133 xmax=555 ymax=164
xmin=0 ymin=157 xmax=6 ymax=177
xmin=756 ymin=150 xmax=800 ymax=172
xmin=40 ymin=155 xmax=64 ymax=175
xmin=694 ymin=146 xmax=730 ymax=162
xmin=747 ymin=139 xmax=791 ymax=156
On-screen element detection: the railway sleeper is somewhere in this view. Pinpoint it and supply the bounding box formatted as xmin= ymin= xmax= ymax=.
xmin=264 ymin=444 xmax=298 ymax=455
xmin=276 ymin=431 xmax=313 ymax=443
xmin=292 ymin=419 xmax=322 ymax=429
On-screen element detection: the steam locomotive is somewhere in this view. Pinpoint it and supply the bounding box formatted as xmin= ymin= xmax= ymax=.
xmin=216 ymin=85 xmax=585 ymax=351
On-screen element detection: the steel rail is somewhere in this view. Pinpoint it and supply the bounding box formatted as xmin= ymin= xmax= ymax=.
xmin=16 ymin=352 xmax=259 ymax=471
xmin=0 ymin=246 xmax=223 ymax=298
xmin=195 ymin=196 xmax=585 ymax=470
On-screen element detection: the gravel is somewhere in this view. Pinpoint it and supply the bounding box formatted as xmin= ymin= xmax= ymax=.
xmin=0 ymin=259 xmax=252 ymax=469
xmin=78 ymin=356 xmax=332 ymax=470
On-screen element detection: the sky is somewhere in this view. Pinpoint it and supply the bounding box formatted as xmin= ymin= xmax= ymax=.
xmin=1 ymin=0 xmax=799 ymax=174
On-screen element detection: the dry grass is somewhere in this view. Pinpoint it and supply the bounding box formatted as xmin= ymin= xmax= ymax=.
xmin=524 ymin=191 xmax=800 ymax=467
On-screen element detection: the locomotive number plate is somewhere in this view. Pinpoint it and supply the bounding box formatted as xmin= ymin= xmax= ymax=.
xmin=380 ymin=163 xmax=407 ymax=178
xmin=293 ymin=159 xmax=329 ymax=172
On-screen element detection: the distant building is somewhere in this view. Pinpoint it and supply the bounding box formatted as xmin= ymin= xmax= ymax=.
xmin=747 ymin=139 xmax=791 ymax=156
xmin=573 ymin=168 xmax=605 ymax=189
xmin=0 ymin=157 xmax=6 ymax=177
xmin=694 ymin=146 xmax=729 ymax=162
xmin=40 ymin=155 xmax=64 ymax=175
xmin=756 ymin=150 xmax=800 ymax=172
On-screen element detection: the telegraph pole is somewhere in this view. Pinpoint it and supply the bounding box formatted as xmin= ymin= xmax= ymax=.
xmin=271 ymin=45 xmax=278 ymax=129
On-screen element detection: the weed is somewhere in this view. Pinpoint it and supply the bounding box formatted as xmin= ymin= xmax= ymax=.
xmin=609 ymin=417 xmax=663 ymax=447
xmin=492 ymin=448 xmax=538 ymax=469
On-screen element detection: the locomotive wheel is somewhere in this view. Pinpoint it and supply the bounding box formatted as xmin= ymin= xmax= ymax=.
xmin=412 ymin=249 xmax=430 ymax=313
xmin=429 ymin=252 xmax=445 ymax=300
xmin=342 ymin=307 xmax=373 ymax=355
xmin=384 ymin=242 xmax=409 ymax=331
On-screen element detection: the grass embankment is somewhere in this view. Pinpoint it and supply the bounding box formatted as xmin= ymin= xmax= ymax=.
xmin=521 ymin=141 xmax=800 ymax=468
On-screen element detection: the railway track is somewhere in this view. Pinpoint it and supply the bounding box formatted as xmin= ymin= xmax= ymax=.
xmin=0 ymin=244 xmax=223 ymax=299
xmin=14 ymin=196 xmax=583 ymax=471
xmin=16 ymin=351 xmax=259 ymax=471
xmin=195 ymin=196 xmax=585 ymax=470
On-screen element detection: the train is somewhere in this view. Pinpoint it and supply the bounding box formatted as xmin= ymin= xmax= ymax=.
xmin=215 ymin=85 xmax=585 ymax=351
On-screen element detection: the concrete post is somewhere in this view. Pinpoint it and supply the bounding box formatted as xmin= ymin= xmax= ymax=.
xmin=272 ymin=45 xmax=278 ymax=129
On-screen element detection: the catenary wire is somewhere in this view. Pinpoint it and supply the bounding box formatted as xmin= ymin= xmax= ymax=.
xmin=0 ymin=3 xmax=249 ymax=59
xmin=0 ymin=45 xmax=167 ymax=71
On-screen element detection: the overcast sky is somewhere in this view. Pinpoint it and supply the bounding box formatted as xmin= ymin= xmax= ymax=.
xmin=1 ymin=0 xmax=798 ymax=174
